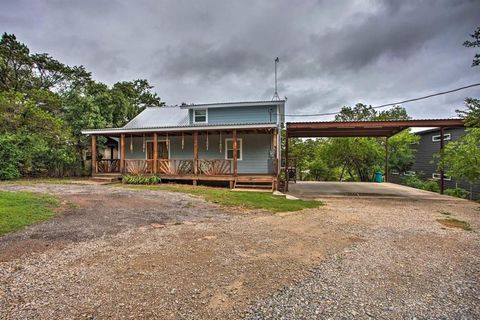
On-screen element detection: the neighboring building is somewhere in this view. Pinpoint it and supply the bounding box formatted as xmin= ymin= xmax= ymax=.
xmin=391 ymin=127 xmax=479 ymax=199
xmin=82 ymin=100 xmax=285 ymax=189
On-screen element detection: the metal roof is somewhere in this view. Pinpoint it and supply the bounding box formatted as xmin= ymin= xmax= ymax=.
xmin=82 ymin=100 xmax=285 ymax=135
xmin=123 ymin=106 xmax=189 ymax=129
xmin=82 ymin=122 xmax=277 ymax=135
xmin=287 ymin=119 xmax=465 ymax=138
xmin=180 ymin=100 xmax=285 ymax=109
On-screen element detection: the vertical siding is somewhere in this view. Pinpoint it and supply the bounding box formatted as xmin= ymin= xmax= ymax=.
xmin=123 ymin=133 xmax=274 ymax=174
xmin=189 ymin=105 xmax=277 ymax=125
xmin=407 ymin=127 xmax=480 ymax=199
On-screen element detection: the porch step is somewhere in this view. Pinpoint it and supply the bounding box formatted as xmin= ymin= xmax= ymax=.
xmin=234 ymin=183 xmax=272 ymax=190
xmin=236 ymin=176 xmax=274 ymax=183
xmin=233 ymin=178 xmax=275 ymax=192
xmin=91 ymin=174 xmax=122 ymax=183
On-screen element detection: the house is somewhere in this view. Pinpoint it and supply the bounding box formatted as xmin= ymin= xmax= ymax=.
xmin=82 ymin=100 xmax=285 ymax=190
xmin=391 ymin=127 xmax=479 ymax=199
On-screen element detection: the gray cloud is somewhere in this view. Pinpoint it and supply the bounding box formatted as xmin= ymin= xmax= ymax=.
xmin=1 ymin=0 xmax=479 ymax=119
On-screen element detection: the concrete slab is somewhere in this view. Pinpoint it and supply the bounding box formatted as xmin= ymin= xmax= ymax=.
xmin=287 ymin=181 xmax=454 ymax=200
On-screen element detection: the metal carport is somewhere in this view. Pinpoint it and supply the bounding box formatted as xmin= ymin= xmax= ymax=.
xmin=285 ymin=119 xmax=465 ymax=193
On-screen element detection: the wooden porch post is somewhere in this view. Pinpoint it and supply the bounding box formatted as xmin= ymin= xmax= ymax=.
xmin=385 ymin=136 xmax=389 ymax=183
xmin=193 ymin=131 xmax=199 ymax=175
xmin=120 ymin=134 xmax=125 ymax=173
xmin=153 ymin=133 xmax=158 ymax=174
xmin=91 ymin=135 xmax=97 ymax=175
xmin=233 ymin=129 xmax=238 ymax=176
xmin=440 ymin=127 xmax=445 ymax=194
xmin=273 ymin=128 xmax=278 ymax=174
xmin=272 ymin=128 xmax=279 ymax=190
xmin=285 ymin=130 xmax=289 ymax=192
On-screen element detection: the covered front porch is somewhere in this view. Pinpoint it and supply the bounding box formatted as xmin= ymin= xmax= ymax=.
xmin=88 ymin=125 xmax=279 ymax=189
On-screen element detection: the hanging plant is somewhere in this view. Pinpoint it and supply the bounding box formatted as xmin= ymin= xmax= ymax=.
xmin=219 ymin=132 xmax=222 ymax=153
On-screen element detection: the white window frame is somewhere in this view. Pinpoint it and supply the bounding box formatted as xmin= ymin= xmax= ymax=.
xmin=432 ymin=133 xmax=451 ymax=142
xmin=225 ymin=138 xmax=243 ymax=161
xmin=432 ymin=173 xmax=451 ymax=181
xmin=404 ymin=171 xmax=416 ymax=176
xmin=193 ymin=109 xmax=208 ymax=123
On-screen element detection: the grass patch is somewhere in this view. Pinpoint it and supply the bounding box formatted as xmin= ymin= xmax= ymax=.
xmin=0 ymin=191 xmax=59 ymax=236
xmin=117 ymin=184 xmax=322 ymax=213
xmin=437 ymin=218 xmax=472 ymax=231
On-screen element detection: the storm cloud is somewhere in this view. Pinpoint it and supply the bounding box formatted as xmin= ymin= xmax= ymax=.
xmin=1 ymin=0 xmax=479 ymax=120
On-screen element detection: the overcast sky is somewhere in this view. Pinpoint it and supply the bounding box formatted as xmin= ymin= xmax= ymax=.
xmin=1 ymin=0 xmax=479 ymax=121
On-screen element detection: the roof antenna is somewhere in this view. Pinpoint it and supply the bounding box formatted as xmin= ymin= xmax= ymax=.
xmin=272 ymin=57 xmax=280 ymax=101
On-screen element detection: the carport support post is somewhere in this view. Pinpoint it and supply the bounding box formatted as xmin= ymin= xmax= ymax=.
xmin=440 ymin=127 xmax=445 ymax=194
xmin=385 ymin=136 xmax=389 ymax=183
xmin=91 ymin=135 xmax=97 ymax=175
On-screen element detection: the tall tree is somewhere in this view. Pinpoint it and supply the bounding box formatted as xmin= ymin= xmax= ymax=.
xmin=0 ymin=33 xmax=164 ymax=179
xmin=463 ymin=26 xmax=480 ymax=67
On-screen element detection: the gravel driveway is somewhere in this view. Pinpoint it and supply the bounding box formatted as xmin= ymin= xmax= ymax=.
xmin=0 ymin=183 xmax=479 ymax=319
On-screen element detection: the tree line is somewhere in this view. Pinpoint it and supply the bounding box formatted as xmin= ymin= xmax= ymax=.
xmin=0 ymin=33 xmax=164 ymax=179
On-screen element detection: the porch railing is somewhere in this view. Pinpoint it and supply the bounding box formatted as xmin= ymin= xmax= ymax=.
xmin=158 ymin=159 xmax=195 ymax=175
xmin=125 ymin=159 xmax=154 ymax=175
xmin=122 ymin=159 xmax=233 ymax=176
xmin=96 ymin=159 xmax=120 ymax=173
xmin=198 ymin=159 xmax=232 ymax=175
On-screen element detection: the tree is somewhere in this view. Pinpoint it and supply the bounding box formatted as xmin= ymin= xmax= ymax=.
xmin=463 ymin=26 xmax=480 ymax=67
xmin=387 ymin=130 xmax=419 ymax=173
xmin=439 ymin=128 xmax=480 ymax=197
xmin=457 ymin=98 xmax=480 ymax=128
xmin=0 ymin=33 xmax=164 ymax=179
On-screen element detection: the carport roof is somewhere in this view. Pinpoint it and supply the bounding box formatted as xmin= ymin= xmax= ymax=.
xmin=286 ymin=119 xmax=465 ymax=138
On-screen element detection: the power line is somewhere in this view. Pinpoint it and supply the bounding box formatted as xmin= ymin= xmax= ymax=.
xmin=284 ymin=82 xmax=480 ymax=117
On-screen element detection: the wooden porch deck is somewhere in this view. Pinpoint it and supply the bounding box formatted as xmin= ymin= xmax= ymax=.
xmin=92 ymin=172 xmax=277 ymax=190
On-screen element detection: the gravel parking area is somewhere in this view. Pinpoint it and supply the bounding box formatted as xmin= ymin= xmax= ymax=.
xmin=0 ymin=183 xmax=479 ymax=319
xmin=247 ymin=197 xmax=480 ymax=319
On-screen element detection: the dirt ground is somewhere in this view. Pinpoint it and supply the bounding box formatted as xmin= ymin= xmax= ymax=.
xmin=0 ymin=183 xmax=479 ymax=319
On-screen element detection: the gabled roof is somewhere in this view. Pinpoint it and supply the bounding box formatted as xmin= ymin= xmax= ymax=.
xmin=82 ymin=100 xmax=284 ymax=135
xmin=123 ymin=106 xmax=188 ymax=129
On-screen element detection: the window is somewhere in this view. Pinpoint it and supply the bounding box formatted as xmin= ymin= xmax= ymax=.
xmin=432 ymin=133 xmax=451 ymax=142
xmin=193 ymin=109 xmax=208 ymax=123
xmin=432 ymin=173 xmax=451 ymax=181
xmin=390 ymin=170 xmax=399 ymax=175
xmin=404 ymin=171 xmax=416 ymax=176
xmin=225 ymin=138 xmax=242 ymax=160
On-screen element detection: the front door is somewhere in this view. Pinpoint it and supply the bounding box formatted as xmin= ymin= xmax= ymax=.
xmin=146 ymin=141 xmax=169 ymax=159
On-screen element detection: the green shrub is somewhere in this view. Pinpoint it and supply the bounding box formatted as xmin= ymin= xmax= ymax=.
xmin=422 ymin=179 xmax=440 ymax=193
xmin=0 ymin=135 xmax=21 ymax=180
xmin=402 ymin=175 xmax=439 ymax=192
xmin=122 ymin=174 xmax=161 ymax=185
xmin=444 ymin=187 xmax=469 ymax=199
xmin=402 ymin=175 xmax=425 ymax=189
